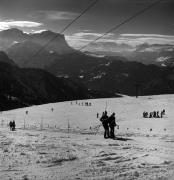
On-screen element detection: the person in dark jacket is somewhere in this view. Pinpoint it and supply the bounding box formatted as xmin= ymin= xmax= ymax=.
xmin=100 ymin=111 xmax=109 ymax=138
xmin=9 ymin=121 xmax=12 ymax=131
xmin=12 ymin=120 xmax=16 ymax=131
xmin=108 ymin=113 xmax=117 ymax=138
xmin=149 ymin=112 xmax=153 ymax=118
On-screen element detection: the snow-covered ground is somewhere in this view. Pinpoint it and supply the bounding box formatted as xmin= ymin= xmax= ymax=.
xmin=1 ymin=95 xmax=174 ymax=180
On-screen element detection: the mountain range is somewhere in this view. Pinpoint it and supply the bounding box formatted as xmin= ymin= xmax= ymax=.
xmin=1 ymin=28 xmax=174 ymax=68
xmin=89 ymin=43 xmax=174 ymax=67
xmin=0 ymin=51 xmax=15 ymax=65
xmin=0 ymin=28 xmax=174 ymax=106
xmin=0 ymin=51 xmax=118 ymax=111
xmin=46 ymin=54 xmax=174 ymax=96
xmin=0 ymin=61 xmax=92 ymax=111
xmin=0 ymin=28 xmax=74 ymax=54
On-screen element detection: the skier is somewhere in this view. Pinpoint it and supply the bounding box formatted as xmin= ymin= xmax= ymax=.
xmin=162 ymin=109 xmax=165 ymax=115
xmin=153 ymin=111 xmax=157 ymax=118
xmin=149 ymin=112 xmax=152 ymax=118
xmin=97 ymin=113 xmax=99 ymax=118
xmin=157 ymin=111 xmax=160 ymax=118
xmin=145 ymin=112 xmax=148 ymax=118
xmin=160 ymin=110 xmax=164 ymax=118
xmin=161 ymin=109 xmax=165 ymax=117
xmin=9 ymin=121 xmax=12 ymax=131
xmin=108 ymin=113 xmax=118 ymax=138
xmin=12 ymin=120 xmax=16 ymax=131
xmin=100 ymin=111 xmax=109 ymax=139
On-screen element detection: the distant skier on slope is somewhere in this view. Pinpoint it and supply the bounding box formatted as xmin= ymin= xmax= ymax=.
xmin=153 ymin=111 xmax=157 ymax=118
xmin=157 ymin=111 xmax=160 ymax=118
xmin=9 ymin=121 xmax=12 ymax=131
xmin=100 ymin=111 xmax=109 ymax=138
xmin=149 ymin=112 xmax=153 ymax=118
xmin=161 ymin=109 xmax=165 ymax=118
xmin=12 ymin=120 xmax=16 ymax=131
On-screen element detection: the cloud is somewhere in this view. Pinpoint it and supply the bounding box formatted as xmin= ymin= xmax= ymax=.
xmin=33 ymin=10 xmax=79 ymax=20
xmin=121 ymin=34 xmax=174 ymax=38
xmin=118 ymin=34 xmax=174 ymax=46
xmin=30 ymin=29 xmax=47 ymax=34
xmin=65 ymin=35 xmax=90 ymax=49
xmin=86 ymin=41 xmax=135 ymax=52
xmin=73 ymin=32 xmax=114 ymax=39
xmin=0 ymin=21 xmax=43 ymax=31
xmin=156 ymin=56 xmax=171 ymax=62
xmin=66 ymin=32 xmax=115 ymax=48
xmin=66 ymin=31 xmax=174 ymax=52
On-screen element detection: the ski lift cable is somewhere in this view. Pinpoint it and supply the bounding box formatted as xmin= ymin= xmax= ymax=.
xmin=37 ymin=0 xmax=163 ymax=57
xmin=31 ymin=0 xmax=100 ymax=58
xmin=78 ymin=0 xmax=164 ymax=51
xmin=59 ymin=0 xmax=100 ymax=34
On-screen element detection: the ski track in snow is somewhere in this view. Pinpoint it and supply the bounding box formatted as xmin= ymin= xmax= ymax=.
xmin=0 ymin=95 xmax=174 ymax=179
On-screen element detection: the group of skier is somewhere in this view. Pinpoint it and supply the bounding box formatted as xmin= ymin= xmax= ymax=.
xmin=71 ymin=101 xmax=92 ymax=106
xmin=143 ymin=109 xmax=165 ymax=118
xmin=9 ymin=120 xmax=16 ymax=131
xmin=100 ymin=111 xmax=119 ymax=139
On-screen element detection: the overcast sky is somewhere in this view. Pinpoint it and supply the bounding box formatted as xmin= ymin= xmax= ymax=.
xmin=0 ymin=0 xmax=173 ymax=48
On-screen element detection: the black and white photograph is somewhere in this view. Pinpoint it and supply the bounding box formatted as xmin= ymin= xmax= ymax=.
xmin=0 ymin=0 xmax=174 ymax=179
